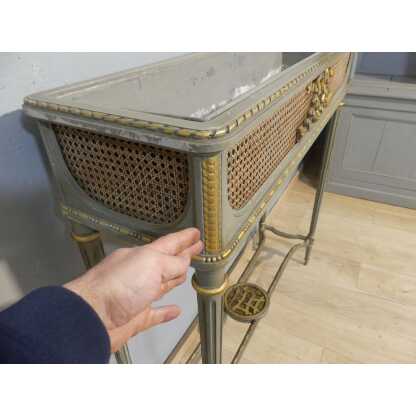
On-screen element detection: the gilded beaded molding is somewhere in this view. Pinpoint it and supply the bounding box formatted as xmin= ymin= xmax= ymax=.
xmin=61 ymin=205 xmax=154 ymax=243
xmin=202 ymin=156 xmax=222 ymax=253
xmin=193 ymin=96 xmax=343 ymax=264
xmin=58 ymin=54 xmax=349 ymax=265
xmin=24 ymin=55 xmax=338 ymax=140
xmin=60 ymin=98 xmax=342 ymax=265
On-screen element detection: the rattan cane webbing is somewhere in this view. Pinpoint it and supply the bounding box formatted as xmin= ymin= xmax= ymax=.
xmin=53 ymin=124 xmax=189 ymax=224
xmin=227 ymin=89 xmax=312 ymax=209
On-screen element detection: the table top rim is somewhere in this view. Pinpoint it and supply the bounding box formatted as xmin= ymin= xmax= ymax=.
xmin=23 ymin=52 xmax=344 ymax=139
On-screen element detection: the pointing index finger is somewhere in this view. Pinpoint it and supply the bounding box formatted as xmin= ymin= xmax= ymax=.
xmin=149 ymin=228 xmax=201 ymax=256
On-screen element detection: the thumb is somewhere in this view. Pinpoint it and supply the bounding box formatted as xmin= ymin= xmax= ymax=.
xmin=109 ymin=305 xmax=181 ymax=353
xmin=149 ymin=305 xmax=182 ymax=326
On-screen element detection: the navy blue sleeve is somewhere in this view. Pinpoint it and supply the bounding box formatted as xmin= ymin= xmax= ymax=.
xmin=0 ymin=286 xmax=111 ymax=364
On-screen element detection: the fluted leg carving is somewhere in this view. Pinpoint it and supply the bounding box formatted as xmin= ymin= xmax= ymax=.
xmin=71 ymin=223 xmax=105 ymax=268
xmin=192 ymin=269 xmax=226 ymax=364
xmin=196 ymin=293 xmax=223 ymax=364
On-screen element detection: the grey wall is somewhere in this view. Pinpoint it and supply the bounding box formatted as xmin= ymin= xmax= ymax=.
xmin=0 ymin=52 xmax=197 ymax=363
xmin=356 ymin=53 xmax=416 ymax=77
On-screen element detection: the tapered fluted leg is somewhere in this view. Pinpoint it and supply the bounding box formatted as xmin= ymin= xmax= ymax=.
xmin=114 ymin=344 xmax=132 ymax=364
xmin=304 ymin=108 xmax=339 ymax=265
xmin=71 ymin=222 xmax=132 ymax=364
xmin=71 ymin=223 xmax=105 ymax=268
xmin=192 ymin=269 xmax=227 ymax=364
xmin=196 ymin=293 xmax=223 ymax=363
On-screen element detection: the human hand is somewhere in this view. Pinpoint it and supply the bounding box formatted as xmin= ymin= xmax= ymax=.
xmin=65 ymin=228 xmax=203 ymax=352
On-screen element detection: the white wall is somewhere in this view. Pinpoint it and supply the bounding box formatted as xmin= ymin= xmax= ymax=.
xmin=0 ymin=52 xmax=197 ymax=363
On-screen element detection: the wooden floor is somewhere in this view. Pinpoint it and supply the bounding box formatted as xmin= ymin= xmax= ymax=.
xmin=173 ymin=176 xmax=416 ymax=363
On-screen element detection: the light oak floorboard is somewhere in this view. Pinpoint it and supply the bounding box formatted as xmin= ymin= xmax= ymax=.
xmin=320 ymin=348 xmax=358 ymax=364
xmin=228 ymin=177 xmax=416 ymax=363
xmin=171 ymin=177 xmax=416 ymax=363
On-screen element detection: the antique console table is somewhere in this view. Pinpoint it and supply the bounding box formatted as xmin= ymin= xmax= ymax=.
xmin=23 ymin=52 xmax=352 ymax=364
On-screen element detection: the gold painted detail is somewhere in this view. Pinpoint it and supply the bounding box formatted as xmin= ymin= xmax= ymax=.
xmin=71 ymin=232 xmax=101 ymax=243
xmin=191 ymin=276 xmax=228 ymax=296
xmin=60 ymin=98 xmax=339 ymax=266
xmin=57 ymin=56 xmax=350 ymax=265
xmin=202 ymin=156 xmax=221 ymax=253
xmin=194 ymin=94 xmax=343 ymax=264
xmin=61 ymin=205 xmax=154 ymax=243
xmin=24 ymin=55 xmax=343 ymax=140
xmin=224 ymin=283 xmax=269 ymax=323
xmin=296 ymin=63 xmax=336 ymax=141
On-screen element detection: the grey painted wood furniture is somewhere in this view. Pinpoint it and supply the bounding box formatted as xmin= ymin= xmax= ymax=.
xmin=23 ymin=52 xmax=351 ymax=363
xmin=327 ymin=53 xmax=416 ymax=209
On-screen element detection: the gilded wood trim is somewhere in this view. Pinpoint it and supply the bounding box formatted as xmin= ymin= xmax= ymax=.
xmin=61 ymin=204 xmax=154 ymax=243
xmin=191 ymin=276 xmax=228 ymax=296
xmin=296 ymin=65 xmax=335 ymax=140
xmin=194 ymin=98 xmax=345 ymax=264
xmin=24 ymin=54 xmax=348 ymax=140
xmin=71 ymin=232 xmax=101 ymax=243
xmin=202 ymin=155 xmax=221 ymax=253
xmin=59 ymin=98 xmax=343 ymax=265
